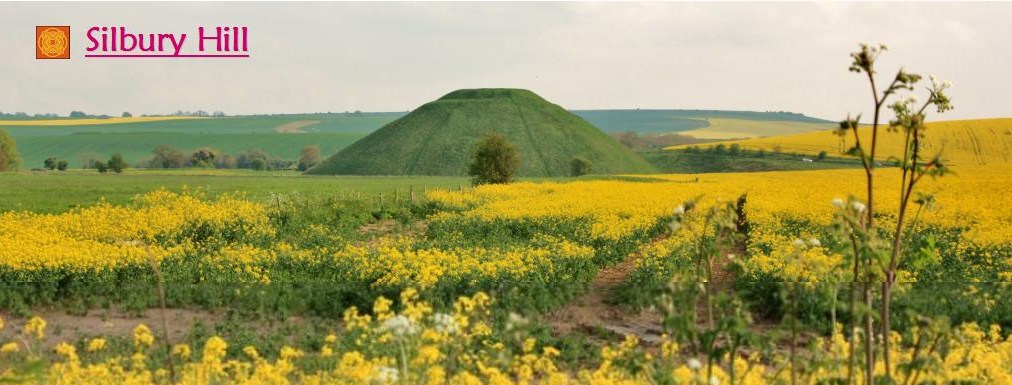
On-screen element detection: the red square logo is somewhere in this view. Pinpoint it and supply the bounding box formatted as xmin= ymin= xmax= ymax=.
xmin=36 ymin=26 xmax=70 ymax=59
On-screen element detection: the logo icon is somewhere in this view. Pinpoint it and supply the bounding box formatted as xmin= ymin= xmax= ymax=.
xmin=36 ymin=26 xmax=70 ymax=59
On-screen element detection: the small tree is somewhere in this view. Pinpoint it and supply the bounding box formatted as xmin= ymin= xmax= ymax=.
xmin=0 ymin=128 xmax=21 ymax=171
xmin=151 ymin=145 xmax=187 ymax=168
xmin=297 ymin=145 xmax=321 ymax=172
xmin=817 ymin=150 xmax=828 ymax=160
xmin=107 ymin=153 xmax=128 ymax=173
xmin=217 ymin=154 xmax=238 ymax=169
xmin=468 ymin=133 xmax=520 ymax=185
xmin=122 ymin=111 xmax=132 ymax=118
xmin=94 ymin=160 xmax=109 ymax=173
xmin=44 ymin=157 xmax=59 ymax=170
xmin=250 ymin=158 xmax=268 ymax=171
xmin=190 ymin=147 xmax=218 ymax=168
xmin=570 ymin=156 xmax=592 ymax=177
xmin=57 ymin=159 xmax=68 ymax=171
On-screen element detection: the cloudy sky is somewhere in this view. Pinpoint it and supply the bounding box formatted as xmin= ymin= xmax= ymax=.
xmin=2 ymin=2 xmax=1009 ymax=120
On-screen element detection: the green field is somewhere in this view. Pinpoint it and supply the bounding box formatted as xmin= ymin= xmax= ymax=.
xmin=2 ymin=113 xmax=401 ymax=167
xmin=0 ymin=169 xmax=468 ymax=213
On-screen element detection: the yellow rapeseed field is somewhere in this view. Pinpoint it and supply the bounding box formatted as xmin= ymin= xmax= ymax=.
xmin=667 ymin=118 xmax=1012 ymax=166
xmin=0 ymin=116 xmax=201 ymax=126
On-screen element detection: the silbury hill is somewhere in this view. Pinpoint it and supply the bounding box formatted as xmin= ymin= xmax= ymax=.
xmin=307 ymin=89 xmax=656 ymax=177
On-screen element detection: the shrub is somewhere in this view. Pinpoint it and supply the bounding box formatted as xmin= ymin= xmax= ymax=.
xmin=468 ymin=133 xmax=520 ymax=185
xmin=570 ymin=157 xmax=592 ymax=177
xmin=107 ymin=154 xmax=128 ymax=173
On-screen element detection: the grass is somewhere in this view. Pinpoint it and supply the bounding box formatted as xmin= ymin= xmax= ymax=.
xmin=309 ymin=89 xmax=656 ymax=177
xmin=0 ymin=169 xmax=469 ymax=213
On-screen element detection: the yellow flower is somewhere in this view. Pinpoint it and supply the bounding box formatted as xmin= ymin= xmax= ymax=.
xmin=0 ymin=342 xmax=19 ymax=354
xmin=23 ymin=316 xmax=46 ymax=340
xmin=133 ymin=324 xmax=155 ymax=349
xmin=172 ymin=344 xmax=191 ymax=360
xmin=87 ymin=338 xmax=107 ymax=352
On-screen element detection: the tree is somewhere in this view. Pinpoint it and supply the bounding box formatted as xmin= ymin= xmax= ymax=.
xmin=78 ymin=151 xmax=103 ymax=169
xmin=57 ymin=159 xmax=68 ymax=171
xmin=150 ymin=145 xmax=187 ymax=168
xmin=817 ymin=151 xmax=828 ymax=161
xmin=44 ymin=157 xmax=59 ymax=170
xmin=94 ymin=160 xmax=109 ymax=173
xmin=190 ymin=147 xmax=218 ymax=168
xmin=69 ymin=111 xmax=87 ymax=118
xmin=237 ymin=149 xmax=269 ymax=169
xmin=122 ymin=111 xmax=132 ymax=118
xmin=570 ymin=157 xmax=592 ymax=177
xmin=0 ymin=128 xmax=21 ymax=171
xmin=297 ymin=145 xmax=321 ymax=172
xmin=250 ymin=158 xmax=268 ymax=171
xmin=107 ymin=153 xmax=128 ymax=173
xmin=467 ymin=133 xmax=520 ymax=185
xmin=729 ymin=143 xmax=742 ymax=157
xmin=217 ymin=154 xmax=237 ymax=169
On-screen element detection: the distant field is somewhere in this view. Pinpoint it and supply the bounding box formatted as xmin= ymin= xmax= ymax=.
xmin=668 ymin=118 xmax=1012 ymax=166
xmin=3 ymin=113 xmax=402 ymax=167
xmin=572 ymin=109 xmax=831 ymax=133
xmin=676 ymin=118 xmax=833 ymax=139
xmin=4 ymin=110 xmax=834 ymax=169
xmin=0 ymin=169 xmax=469 ymax=213
xmin=15 ymin=132 xmax=366 ymax=167
xmin=0 ymin=116 xmax=199 ymax=126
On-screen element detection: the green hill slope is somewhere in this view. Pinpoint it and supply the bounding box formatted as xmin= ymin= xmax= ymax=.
xmin=308 ymin=89 xmax=655 ymax=177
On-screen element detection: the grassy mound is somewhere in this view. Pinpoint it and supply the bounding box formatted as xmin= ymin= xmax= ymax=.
xmin=308 ymin=89 xmax=655 ymax=177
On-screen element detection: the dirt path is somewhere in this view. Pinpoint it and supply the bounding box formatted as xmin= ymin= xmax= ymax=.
xmin=546 ymin=244 xmax=665 ymax=344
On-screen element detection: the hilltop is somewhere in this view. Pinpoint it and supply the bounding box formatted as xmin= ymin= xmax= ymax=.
xmin=308 ymin=89 xmax=655 ymax=176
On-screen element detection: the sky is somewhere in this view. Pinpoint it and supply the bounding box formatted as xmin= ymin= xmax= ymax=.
xmin=1 ymin=2 xmax=1010 ymax=121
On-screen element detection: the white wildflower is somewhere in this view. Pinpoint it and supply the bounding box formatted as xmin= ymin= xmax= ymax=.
xmin=374 ymin=366 xmax=399 ymax=383
xmin=793 ymin=239 xmax=806 ymax=248
xmin=832 ymin=198 xmax=845 ymax=209
xmin=687 ymin=358 xmax=702 ymax=370
xmin=432 ymin=313 xmax=458 ymax=334
xmin=809 ymin=238 xmax=821 ymax=247
xmin=852 ymin=201 xmax=866 ymax=213
xmin=674 ymin=205 xmax=685 ymax=215
xmin=710 ymin=375 xmax=721 ymax=385
xmin=381 ymin=315 xmax=417 ymax=337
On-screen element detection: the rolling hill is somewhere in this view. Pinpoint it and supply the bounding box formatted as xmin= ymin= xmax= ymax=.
xmin=308 ymin=89 xmax=656 ymax=177
xmin=666 ymin=118 xmax=1012 ymax=166
xmin=1 ymin=113 xmax=401 ymax=167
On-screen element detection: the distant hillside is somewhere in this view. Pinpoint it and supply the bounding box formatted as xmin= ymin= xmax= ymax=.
xmin=667 ymin=118 xmax=1012 ymax=166
xmin=573 ymin=109 xmax=831 ymax=134
xmin=2 ymin=113 xmax=400 ymax=167
xmin=308 ymin=89 xmax=655 ymax=177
